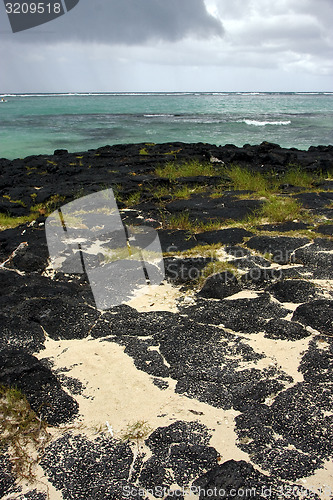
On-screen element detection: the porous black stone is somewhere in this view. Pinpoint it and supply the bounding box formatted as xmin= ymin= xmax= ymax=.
xmin=13 ymin=296 xmax=100 ymax=340
xmin=0 ymin=348 xmax=79 ymax=425
xmin=198 ymin=270 xmax=241 ymax=299
xmin=121 ymin=337 xmax=170 ymax=378
xmin=299 ymin=336 xmax=333 ymax=383
xmin=0 ymin=455 xmax=16 ymax=499
xmin=314 ymin=224 xmax=333 ymax=236
xmin=156 ymin=230 xmax=199 ymax=253
xmin=0 ymin=312 xmax=45 ymax=353
xmin=164 ymin=257 xmax=214 ymax=284
xmin=91 ymin=308 xmax=176 ymax=338
xmin=180 ymin=294 xmax=289 ymax=333
xmin=0 ymin=220 xmax=49 ymax=273
xmin=14 ymin=491 xmax=47 ymax=499
xmin=293 ymin=239 xmax=333 ymax=278
xmin=294 ymin=191 xmax=333 ymax=209
xmin=40 ymin=434 xmax=139 ymax=500
xmin=267 ymin=279 xmax=322 ymax=303
xmin=258 ymin=221 xmax=310 ymax=232
xmin=196 ymin=228 xmax=253 ymax=245
xmin=192 ymin=459 xmax=311 ymax=500
xmin=230 ymin=255 xmax=272 ymax=270
xmin=241 ymin=267 xmax=302 ymax=289
xmin=264 ymin=319 xmax=310 ymax=340
xmin=224 ymin=246 xmax=252 ymax=258
xmin=245 ymin=236 xmax=309 ymax=264
xmin=292 ymin=299 xmax=333 ymax=335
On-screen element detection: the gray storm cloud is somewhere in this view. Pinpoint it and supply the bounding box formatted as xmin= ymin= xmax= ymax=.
xmin=1 ymin=0 xmax=224 ymax=43
xmin=0 ymin=0 xmax=331 ymax=92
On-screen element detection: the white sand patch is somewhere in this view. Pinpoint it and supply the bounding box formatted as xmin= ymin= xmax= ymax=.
xmin=298 ymin=459 xmax=333 ymax=500
xmin=281 ymin=303 xmax=299 ymax=312
xmin=125 ymin=282 xmax=181 ymax=312
xmin=235 ymin=332 xmax=312 ymax=385
xmin=224 ymin=290 xmax=260 ymax=300
xmin=36 ymin=336 xmax=248 ymax=466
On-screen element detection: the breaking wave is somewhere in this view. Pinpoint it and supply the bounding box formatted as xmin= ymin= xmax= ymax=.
xmin=239 ymin=119 xmax=291 ymax=127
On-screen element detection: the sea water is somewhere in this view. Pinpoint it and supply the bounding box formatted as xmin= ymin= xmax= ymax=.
xmin=0 ymin=92 xmax=332 ymax=160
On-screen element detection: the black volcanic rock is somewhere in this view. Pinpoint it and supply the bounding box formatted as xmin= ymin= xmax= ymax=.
xmin=14 ymin=296 xmax=100 ymax=340
xmin=196 ymin=227 xmax=253 ymax=245
xmin=245 ymin=236 xmax=309 ymax=264
xmin=264 ymin=318 xmax=310 ymax=340
xmin=40 ymin=434 xmax=139 ymax=500
xmin=0 ymin=455 xmax=16 ymax=499
xmin=157 ymin=230 xmax=199 ymax=253
xmin=165 ymin=194 xmax=262 ymax=223
xmin=267 ymin=279 xmax=322 ymax=303
xmin=299 ymin=336 xmax=333 ymax=383
xmin=293 ymin=238 xmax=333 ymax=278
xmin=180 ymin=294 xmax=289 ymax=333
xmin=0 ymin=312 xmax=45 ymax=354
xmin=314 ymin=224 xmax=333 ymax=236
xmin=142 ymin=421 xmax=217 ymax=488
xmin=0 ymin=219 xmax=49 ymax=273
xmin=193 ymin=459 xmax=295 ymax=500
xmin=164 ymin=257 xmax=214 ymax=284
xmin=0 ymin=348 xmax=78 ymax=425
xmin=293 ymin=191 xmax=333 ymax=209
xmin=292 ymin=299 xmax=333 ymax=335
xmin=198 ymin=270 xmax=241 ymax=299
xmin=258 ymin=221 xmax=310 ymax=232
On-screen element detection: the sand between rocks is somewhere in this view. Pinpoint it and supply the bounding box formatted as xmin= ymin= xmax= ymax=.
xmin=31 ymin=279 xmax=330 ymax=499
xmin=35 ymin=281 xmax=311 ymax=455
xmin=37 ymin=335 xmax=247 ymax=464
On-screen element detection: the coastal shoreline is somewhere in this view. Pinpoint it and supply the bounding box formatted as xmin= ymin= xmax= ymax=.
xmin=1 ymin=140 xmax=333 ymax=219
xmin=0 ymin=141 xmax=333 ymax=499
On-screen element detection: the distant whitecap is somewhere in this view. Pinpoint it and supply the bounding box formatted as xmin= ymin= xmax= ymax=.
xmin=239 ymin=119 xmax=291 ymax=126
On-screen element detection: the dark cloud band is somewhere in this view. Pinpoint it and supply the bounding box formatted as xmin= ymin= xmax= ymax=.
xmin=2 ymin=0 xmax=224 ymax=43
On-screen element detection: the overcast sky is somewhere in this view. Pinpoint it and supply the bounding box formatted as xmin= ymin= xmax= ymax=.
xmin=0 ymin=0 xmax=332 ymax=92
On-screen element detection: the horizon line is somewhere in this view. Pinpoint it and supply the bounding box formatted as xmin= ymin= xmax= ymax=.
xmin=2 ymin=90 xmax=333 ymax=95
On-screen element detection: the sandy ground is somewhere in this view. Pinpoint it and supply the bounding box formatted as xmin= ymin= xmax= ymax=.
xmin=126 ymin=282 xmax=182 ymax=312
xmin=20 ymin=280 xmax=330 ymax=499
xmin=33 ymin=334 xmax=246 ymax=500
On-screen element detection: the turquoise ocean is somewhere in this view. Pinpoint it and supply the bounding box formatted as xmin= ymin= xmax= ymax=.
xmin=0 ymin=92 xmax=332 ymax=160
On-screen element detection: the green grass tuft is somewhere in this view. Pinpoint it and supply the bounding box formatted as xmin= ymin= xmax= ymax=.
xmin=225 ymin=165 xmax=272 ymax=194
xmin=155 ymin=160 xmax=217 ymax=181
xmin=243 ymin=195 xmax=308 ymax=227
xmin=0 ymin=213 xmax=36 ymax=230
xmin=126 ymin=191 xmax=141 ymax=207
xmin=281 ymin=166 xmax=315 ymax=188
xmin=0 ymin=385 xmax=51 ymax=482
xmin=120 ymin=420 xmax=152 ymax=448
xmin=172 ymin=184 xmax=208 ymax=200
xmin=164 ymin=243 xmax=221 ymax=258
xmin=2 ymin=195 xmax=27 ymax=207
xmin=30 ymin=194 xmax=66 ymax=216
xmin=198 ymin=260 xmax=240 ymax=287
xmin=164 ymin=212 xmax=222 ymax=233
xmin=151 ymin=185 xmax=171 ymax=200
xmin=166 ymin=212 xmax=193 ymax=230
xmin=259 ymin=196 xmax=306 ymax=223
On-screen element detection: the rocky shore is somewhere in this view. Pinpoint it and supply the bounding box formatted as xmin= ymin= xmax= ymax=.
xmin=0 ymin=142 xmax=333 ymax=499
